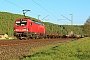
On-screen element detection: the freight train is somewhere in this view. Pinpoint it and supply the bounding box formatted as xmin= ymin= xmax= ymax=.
xmin=14 ymin=10 xmax=83 ymax=40
xmin=14 ymin=17 xmax=82 ymax=40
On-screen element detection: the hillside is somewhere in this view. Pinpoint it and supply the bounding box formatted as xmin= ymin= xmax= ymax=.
xmin=0 ymin=12 xmax=84 ymax=36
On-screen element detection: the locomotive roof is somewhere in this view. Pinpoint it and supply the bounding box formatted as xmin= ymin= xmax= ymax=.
xmin=32 ymin=21 xmax=44 ymax=26
xmin=15 ymin=18 xmax=44 ymax=26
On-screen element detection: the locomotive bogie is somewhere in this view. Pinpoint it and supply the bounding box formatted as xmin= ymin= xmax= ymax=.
xmin=14 ymin=32 xmax=46 ymax=40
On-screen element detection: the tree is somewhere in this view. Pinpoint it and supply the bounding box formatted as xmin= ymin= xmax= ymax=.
xmin=83 ymin=17 xmax=90 ymax=36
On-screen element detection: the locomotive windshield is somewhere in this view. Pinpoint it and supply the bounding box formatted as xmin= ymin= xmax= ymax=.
xmin=15 ymin=19 xmax=27 ymax=26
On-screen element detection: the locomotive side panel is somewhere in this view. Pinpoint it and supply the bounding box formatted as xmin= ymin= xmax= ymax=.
xmin=28 ymin=21 xmax=45 ymax=34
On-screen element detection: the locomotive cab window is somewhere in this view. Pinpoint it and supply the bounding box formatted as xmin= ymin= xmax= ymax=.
xmin=15 ymin=20 xmax=27 ymax=26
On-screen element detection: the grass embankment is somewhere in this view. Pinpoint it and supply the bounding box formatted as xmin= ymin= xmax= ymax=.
xmin=22 ymin=38 xmax=90 ymax=60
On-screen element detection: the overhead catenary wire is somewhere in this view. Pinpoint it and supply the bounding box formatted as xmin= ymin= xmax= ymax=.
xmin=40 ymin=0 xmax=57 ymax=14
xmin=4 ymin=0 xmax=47 ymax=21
xmin=32 ymin=0 xmax=58 ymax=19
xmin=4 ymin=0 xmax=38 ymax=16
xmin=4 ymin=0 xmax=24 ymax=9
xmin=40 ymin=0 xmax=73 ymax=23
xmin=13 ymin=0 xmax=39 ymax=16
xmin=4 ymin=0 xmax=59 ymax=21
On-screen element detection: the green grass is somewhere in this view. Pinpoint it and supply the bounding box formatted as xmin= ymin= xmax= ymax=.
xmin=22 ymin=38 xmax=90 ymax=60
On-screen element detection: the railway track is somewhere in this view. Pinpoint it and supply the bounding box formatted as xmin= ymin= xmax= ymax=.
xmin=0 ymin=38 xmax=77 ymax=60
xmin=0 ymin=38 xmax=74 ymax=46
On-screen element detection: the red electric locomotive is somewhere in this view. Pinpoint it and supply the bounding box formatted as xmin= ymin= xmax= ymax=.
xmin=14 ymin=10 xmax=45 ymax=40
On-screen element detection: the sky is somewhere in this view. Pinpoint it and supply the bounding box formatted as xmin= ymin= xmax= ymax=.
xmin=0 ymin=0 xmax=90 ymax=25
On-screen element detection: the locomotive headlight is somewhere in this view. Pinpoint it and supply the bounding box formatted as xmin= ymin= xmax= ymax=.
xmin=22 ymin=28 xmax=28 ymax=32
xmin=14 ymin=29 xmax=19 ymax=31
xmin=14 ymin=29 xmax=17 ymax=31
